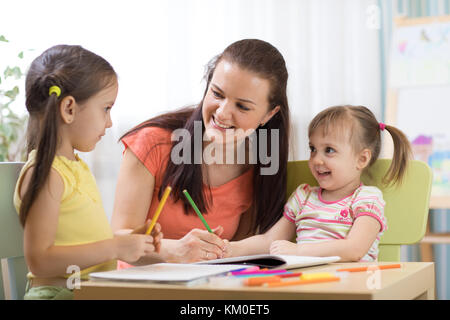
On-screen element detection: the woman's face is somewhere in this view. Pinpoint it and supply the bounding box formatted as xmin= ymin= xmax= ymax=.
xmin=202 ymin=59 xmax=279 ymax=144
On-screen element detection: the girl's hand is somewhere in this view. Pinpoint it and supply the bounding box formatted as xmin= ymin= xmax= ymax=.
xmin=169 ymin=226 xmax=226 ymax=263
xmin=113 ymin=234 xmax=157 ymax=263
xmin=131 ymin=220 xmax=163 ymax=253
xmin=270 ymin=240 xmax=299 ymax=255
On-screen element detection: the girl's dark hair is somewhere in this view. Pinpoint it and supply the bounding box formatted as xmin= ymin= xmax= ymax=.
xmin=20 ymin=45 xmax=117 ymax=226
xmin=308 ymin=105 xmax=412 ymax=185
xmin=121 ymin=39 xmax=290 ymax=234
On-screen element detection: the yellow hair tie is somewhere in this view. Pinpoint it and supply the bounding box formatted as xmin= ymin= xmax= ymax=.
xmin=49 ymin=85 xmax=61 ymax=97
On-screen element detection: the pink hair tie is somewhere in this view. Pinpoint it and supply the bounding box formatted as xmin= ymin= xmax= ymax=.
xmin=379 ymin=122 xmax=386 ymax=131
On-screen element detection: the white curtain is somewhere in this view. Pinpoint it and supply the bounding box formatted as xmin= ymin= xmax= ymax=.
xmin=1 ymin=0 xmax=381 ymax=219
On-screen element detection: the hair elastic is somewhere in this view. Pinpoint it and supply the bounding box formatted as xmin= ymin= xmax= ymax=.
xmin=379 ymin=122 xmax=386 ymax=131
xmin=49 ymin=85 xmax=61 ymax=97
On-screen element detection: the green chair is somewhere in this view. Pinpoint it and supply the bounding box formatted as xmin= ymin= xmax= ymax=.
xmin=0 ymin=162 xmax=28 ymax=300
xmin=286 ymin=159 xmax=433 ymax=262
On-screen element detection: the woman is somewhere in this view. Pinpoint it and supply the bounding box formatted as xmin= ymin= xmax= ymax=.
xmin=111 ymin=39 xmax=291 ymax=263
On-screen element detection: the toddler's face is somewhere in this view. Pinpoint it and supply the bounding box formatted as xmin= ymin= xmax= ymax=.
xmin=308 ymin=127 xmax=362 ymax=198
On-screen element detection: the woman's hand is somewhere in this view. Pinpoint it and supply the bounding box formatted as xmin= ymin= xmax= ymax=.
xmin=168 ymin=226 xmax=227 ymax=263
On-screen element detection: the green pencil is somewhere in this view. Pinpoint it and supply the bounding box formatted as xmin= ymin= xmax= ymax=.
xmin=183 ymin=189 xmax=213 ymax=233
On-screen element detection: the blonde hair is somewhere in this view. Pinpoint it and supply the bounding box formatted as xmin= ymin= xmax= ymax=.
xmin=308 ymin=105 xmax=412 ymax=185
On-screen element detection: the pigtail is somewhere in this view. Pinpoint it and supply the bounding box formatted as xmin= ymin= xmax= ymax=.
xmin=19 ymin=95 xmax=60 ymax=227
xmin=382 ymin=125 xmax=413 ymax=186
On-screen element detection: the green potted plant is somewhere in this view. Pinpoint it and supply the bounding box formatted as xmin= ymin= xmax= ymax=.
xmin=0 ymin=35 xmax=28 ymax=162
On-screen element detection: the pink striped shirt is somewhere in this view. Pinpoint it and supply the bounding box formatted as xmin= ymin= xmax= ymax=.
xmin=284 ymin=184 xmax=386 ymax=261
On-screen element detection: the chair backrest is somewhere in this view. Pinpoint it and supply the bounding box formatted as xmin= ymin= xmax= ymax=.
xmin=286 ymin=159 xmax=433 ymax=261
xmin=0 ymin=162 xmax=28 ymax=300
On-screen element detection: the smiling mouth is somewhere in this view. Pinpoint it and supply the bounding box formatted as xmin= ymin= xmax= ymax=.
xmin=317 ymin=170 xmax=331 ymax=177
xmin=212 ymin=116 xmax=234 ymax=129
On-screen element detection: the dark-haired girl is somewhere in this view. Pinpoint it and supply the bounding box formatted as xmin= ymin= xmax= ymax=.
xmin=14 ymin=45 xmax=162 ymax=299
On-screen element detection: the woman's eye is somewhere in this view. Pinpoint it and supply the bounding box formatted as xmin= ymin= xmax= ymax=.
xmin=212 ymin=90 xmax=223 ymax=99
xmin=237 ymin=103 xmax=250 ymax=111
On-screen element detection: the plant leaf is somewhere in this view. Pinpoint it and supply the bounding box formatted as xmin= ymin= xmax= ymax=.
xmin=5 ymin=86 xmax=20 ymax=99
xmin=0 ymin=35 xmax=8 ymax=42
xmin=4 ymin=66 xmax=22 ymax=80
xmin=18 ymin=51 xmax=24 ymax=59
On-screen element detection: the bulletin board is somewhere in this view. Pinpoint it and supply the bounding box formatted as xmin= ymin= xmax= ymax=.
xmin=385 ymin=15 xmax=450 ymax=208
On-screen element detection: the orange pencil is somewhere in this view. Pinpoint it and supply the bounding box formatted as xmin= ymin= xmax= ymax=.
xmin=265 ymin=275 xmax=340 ymax=288
xmin=336 ymin=264 xmax=401 ymax=273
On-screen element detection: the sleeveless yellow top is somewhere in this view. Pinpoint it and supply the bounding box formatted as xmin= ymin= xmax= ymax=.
xmin=14 ymin=150 xmax=117 ymax=280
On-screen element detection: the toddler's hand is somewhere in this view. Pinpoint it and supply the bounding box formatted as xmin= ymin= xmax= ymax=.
xmin=270 ymin=240 xmax=299 ymax=255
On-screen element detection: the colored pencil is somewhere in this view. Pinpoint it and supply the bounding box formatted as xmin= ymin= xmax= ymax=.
xmin=230 ymin=266 xmax=260 ymax=275
xmin=145 ymin=186 xmax=172 ymax=235
xmin=279 ymin=272 xmax=303 ymax=278
xmin=183 ymin=189 xmax=213 ymax=233
xmin=233 ymin=269 xmax=288 ymax=277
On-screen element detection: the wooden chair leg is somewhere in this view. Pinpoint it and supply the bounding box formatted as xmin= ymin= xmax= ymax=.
xmin=420 ymin=222 xmax=434 ymax=262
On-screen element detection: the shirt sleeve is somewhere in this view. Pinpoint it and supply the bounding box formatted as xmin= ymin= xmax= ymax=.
xmin=283 ymin=183 xmax=311 ymax=223
xmin=121 ymin=127 xmax=171 ymax=178
xmin=351 ymin=186 xmax=387 ymax=233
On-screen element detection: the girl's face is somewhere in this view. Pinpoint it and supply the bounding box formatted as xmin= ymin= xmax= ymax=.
xmin=69 ymin=80 xmax=118 ymax=152
xmin=202 ymin=59 xmax=279 ymax=144
xmin=308 ymin=126 xmax=366 ymax=200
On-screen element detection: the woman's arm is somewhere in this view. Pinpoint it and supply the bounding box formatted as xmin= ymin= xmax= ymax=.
xmin=22 ymin=167 xmax=155 ymax=278
xmin=111 ymin=148 xmax=155 ymax=233
xmin=111 ymin=149 xmax=226 ymax=263
xmin=226 ymin=217 xmax=296 ymax=257
xmin=270 ymin=216 xmax=381 ymax=261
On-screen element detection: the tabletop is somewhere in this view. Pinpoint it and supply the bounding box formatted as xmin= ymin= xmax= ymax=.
xmin=74 ymin=261 xmax=435 ymax=300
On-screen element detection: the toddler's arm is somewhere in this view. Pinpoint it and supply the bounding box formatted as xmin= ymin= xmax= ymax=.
xmin=225 ymin=217 xmax=296 ymax=257
xmin=270 ymin=216 xmax=381 ymax=261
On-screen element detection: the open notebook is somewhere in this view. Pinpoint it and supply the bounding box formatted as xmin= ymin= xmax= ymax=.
xmin=89 ymin=255 xmax=340 ymax=284
xmin=89 ymin=263 xmax=247 ymax=284
xmin=196 ymin=254 xmax=341 ymax=270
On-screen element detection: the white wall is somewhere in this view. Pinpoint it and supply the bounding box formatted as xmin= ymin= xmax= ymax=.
xmin=1 ymin=0 xmax=382 ymax=218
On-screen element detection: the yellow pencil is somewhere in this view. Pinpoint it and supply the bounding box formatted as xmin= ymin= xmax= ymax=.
xmin=145 ymin=186 xmax=172 ymax=235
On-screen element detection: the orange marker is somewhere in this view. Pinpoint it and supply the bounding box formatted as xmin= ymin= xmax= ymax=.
xmin=244 ymin=276 xmax=281 ymax=286
xmin=265 ymin=275 xmax=340 ymax=288
xmin=336 ymin=264 xmax=401 ymax=273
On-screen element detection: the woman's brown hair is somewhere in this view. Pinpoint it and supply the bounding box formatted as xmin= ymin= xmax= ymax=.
xmin=121 ymin=39 xmax=290 ymax=234
xmin=20 ymin=45 xmax=117 ymax=226
xmin=308 ymin=105 xmax=412 ymax=185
